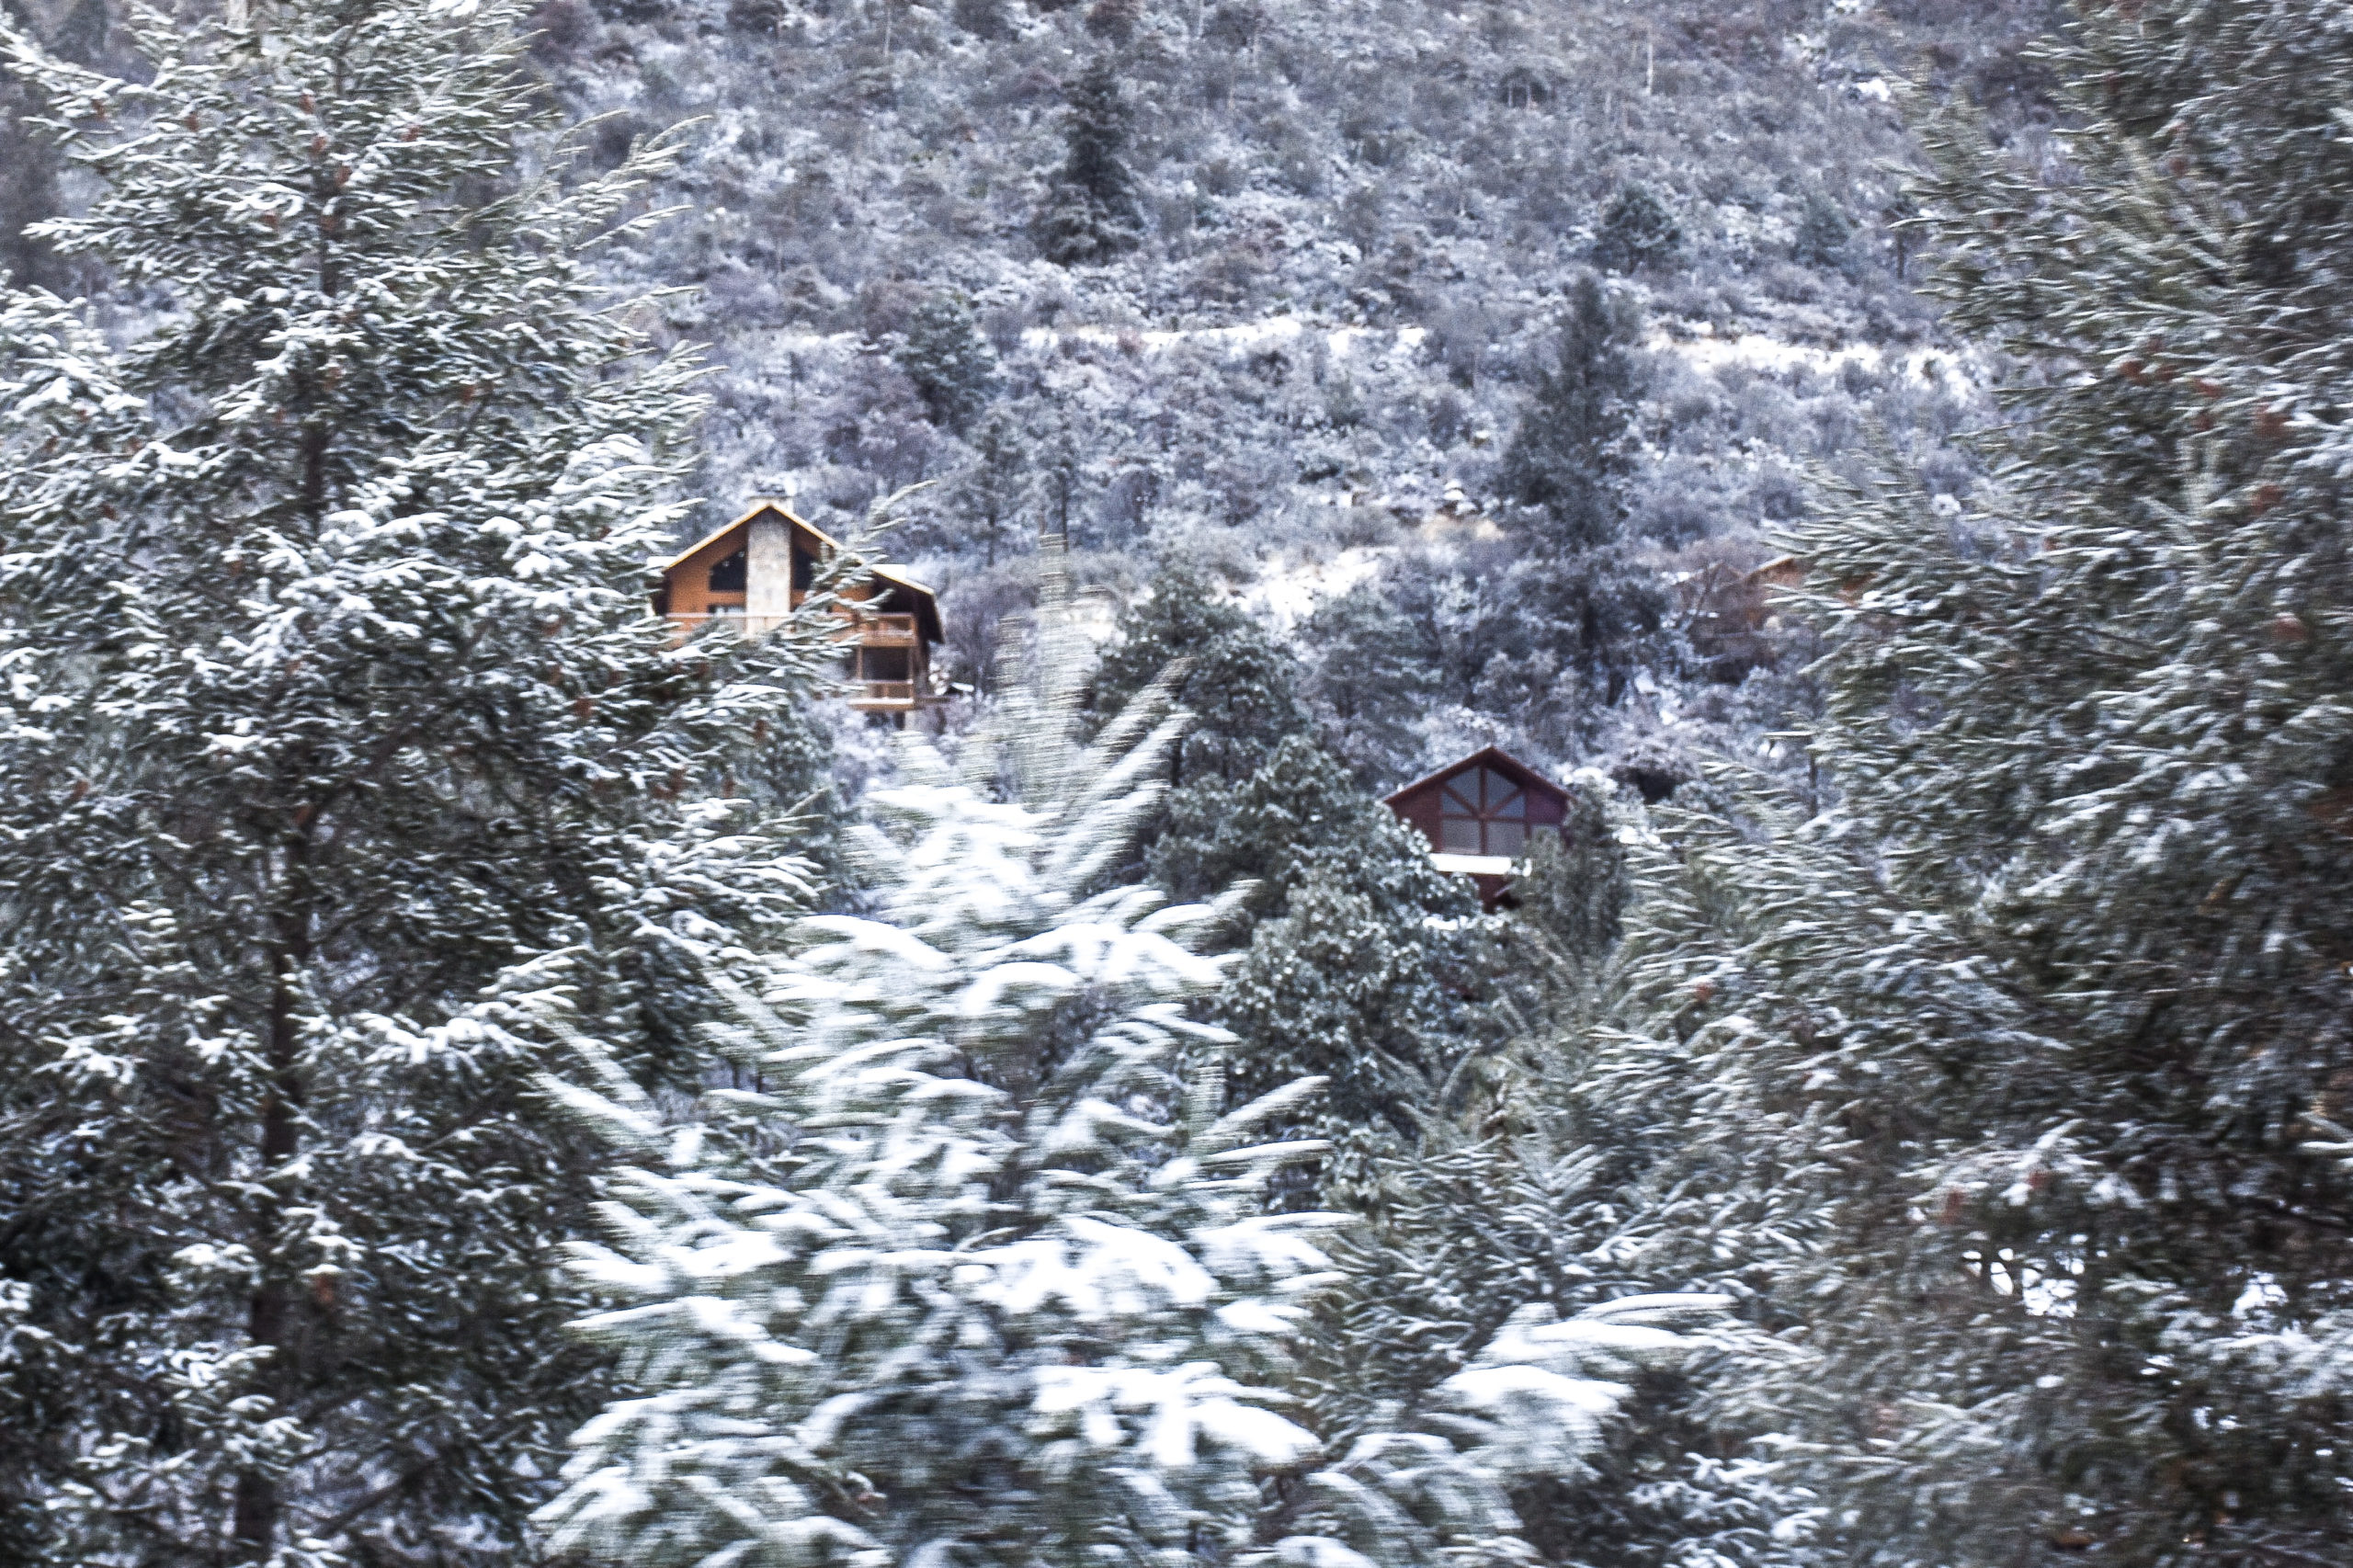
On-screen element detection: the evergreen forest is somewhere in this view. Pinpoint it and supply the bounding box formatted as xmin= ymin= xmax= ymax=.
xmin=2 ymin=1 xmax=2350 ymax=1565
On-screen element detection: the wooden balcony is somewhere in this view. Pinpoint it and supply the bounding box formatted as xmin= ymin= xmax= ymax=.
xmin=666 ymin=609 xmax=922 ymax=643
xmin=855 ymin=612 xmax=922 ymax=646
xmin=664 ymin=611 xmax=937 ymax=712
xmin=668 ymin=613 xmax=792 ymax=639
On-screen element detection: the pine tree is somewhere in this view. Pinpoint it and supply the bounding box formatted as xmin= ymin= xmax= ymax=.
xmin=1035 ymin=412 xmax=1091 ymax=546
xmin=893 ymin=290 xmax=997 ymax=435
xmin=533 ymin=661 xmax=1688 ymax=1568
xmin=1590 ymin=183 xmax=1680 ymax=275
xmin=1087 ymin=566 xmax=1308 ymax=790
xmin=1789 ymin=189 xmax=1854 ymax=274
xmin=1290 ymin=777 xmax=1802 ymax=1568
xmin=1299 ymin=585 xmax=1439 ymax=788
xmin=1160 ymin=735 xmax=1486 ymax=1134
xmin=952 ymin=0 xmax=1009 ymax=38
xmin=960 ymin=403 xmax=1031 ymax=567
xmin=1588 ymin=5 xmax=2353 ymax=1562
xmin=1386 ymin=547 xmax=1674 ymax=730
xmin=1091 ymin=588 xmax=1490 ymax=1143
xmin=1035 ymin=56 xmax=1142 ymax=267
xmin=0 ymin=4 xmax=836 ymax=1561
xmin=1497 ymin=275 xmax=1643 ymax=553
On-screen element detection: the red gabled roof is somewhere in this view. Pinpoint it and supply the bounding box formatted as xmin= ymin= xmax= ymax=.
xmin=1382 ymin=745 xmax=1568 ymax=811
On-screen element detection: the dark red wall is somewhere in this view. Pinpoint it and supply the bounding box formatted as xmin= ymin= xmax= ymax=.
xmin=1385 ymin=749 xmax=1568 ymax=854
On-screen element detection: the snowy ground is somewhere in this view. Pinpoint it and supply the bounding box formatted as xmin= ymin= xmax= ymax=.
xmin=1648 ymin=321 xmax=1987 ymax=397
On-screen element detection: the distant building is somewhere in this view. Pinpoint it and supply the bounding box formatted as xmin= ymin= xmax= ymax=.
xmin=1382 ymin=746 xmax=1569 ymax=910
xmin=1673 ymin=551 xmax=1803 ymax=682
xmin=653 ymin=499 xmax=943 ymax=717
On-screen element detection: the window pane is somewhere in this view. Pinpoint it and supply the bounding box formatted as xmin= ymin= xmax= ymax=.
xmin=1483 ymin=767 xmax=1517 ymax=807
xmin=1443 ymin=778 xmax=1479 ymax=812
xmin=1494 ymin=791 xmax=1526 ymax=819
xmin=1440 ymin=815 xmax=1482 ymax=853
xmin=707 ymin=549 xmax=747 ymax=593
xmin=1488 ymin=821 xmax=1526 ymax=858
xmin=861 ymin=645 xmax=912 ymax=682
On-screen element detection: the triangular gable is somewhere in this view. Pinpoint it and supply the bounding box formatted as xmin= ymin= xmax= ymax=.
xmin=652 ymin=499 xmax=941 ymax=643
xmin=1382 ymin=745 xmax=1567 ymax=812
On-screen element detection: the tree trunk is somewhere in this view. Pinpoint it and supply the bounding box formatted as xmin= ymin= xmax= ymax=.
xmin=233 ymin=872 xmax=313 ymax=1559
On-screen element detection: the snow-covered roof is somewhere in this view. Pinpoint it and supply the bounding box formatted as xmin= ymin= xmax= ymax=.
xmin=1430 ymin=853 xmax=1518 ymax=877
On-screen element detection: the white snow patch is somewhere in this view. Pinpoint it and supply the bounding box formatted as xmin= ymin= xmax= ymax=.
xmin=1241 ymin=545 xmax=1390 ymax=634
xmin=1431 ymin=853 xmax=1516 ymax=877
xmin=1023 ymin=316 xmax=1426 ymax=361
xmin=1649 ymin=326 xmax=1987 ymax=399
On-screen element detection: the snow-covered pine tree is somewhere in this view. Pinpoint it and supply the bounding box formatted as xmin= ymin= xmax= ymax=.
xmin=1034 ymin=55 xmax=1142 ymax=267
xmin=1190 ymin=735 xmax=1488 ymax=1138
xmin=1290 ymin=774 xmax=1813 ymax=1568
xmin=894 ymin=291 xmax=997 ymax=435
xmin=536 ymin=649 xmax=1699 ymax=1568
xmin=1086 ymin=564 xmax=1308 ymax=791
xmin=1589 ymin=4 xmax=2353 ymax=1562
xmin=1497 ymin=275 xmax=1643 ymax=553
xmin=959 ymin=404 xmax=1031 ymax=567
xmin=1089 ymin=585 xmax=1490 ymax=1147
xmin=1297 ymin=585 xmax=1439 ymax=789
xmin=0 ymin=3 xmax=837 ymax=1561
xmin=1590 ymin=184 xmax=1680 ymax=276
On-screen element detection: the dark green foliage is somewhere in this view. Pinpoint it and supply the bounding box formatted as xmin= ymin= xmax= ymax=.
xmin=957 ymin=404 xmax=1030 ymax=566
xmin=0 ymin=6 xmax=835 ymax=1562
xmin=1588 ymin=5 xmax=2353 ymax=1562
xmin=1591 ymin=181 xmax=1681 ymax=273
xmin=1790 ymin=188 xmax=1855 ymax=272
xmin=1086 ymin=565 xmax=1308 ymax=788
xmin=1509 ymin=779 xmax=1627 ymax=988
xmin=1497 ymin=274 xmax=1643 ymax=551
xmin=1186 ymin=736 xmax=1483 ymax=1136
xmin=1151 ymin=729 xmax=1472 ymax=926
xmin=1300 ymin=584 xmax=1441 ymax=787
xmin=894 ymin=291 xmax=998 ymax=433
xmin=1092 ymin=583 xmax=1485 ymax=1142
xmin=1035 ymin=57 xmax=1142 ymax=267
xmin=0 ymin=89 xmax=63 ymax=290
xmin=1292 ymin=769 xmax=1818 ymax=1565
xmin=1387 ymin=544 xmax=1676 ymax=738
xmin=1220 ymin=857 xmax=1480 ymax=1132
xmin=951 ymin=0 xmax=1009 ymax=38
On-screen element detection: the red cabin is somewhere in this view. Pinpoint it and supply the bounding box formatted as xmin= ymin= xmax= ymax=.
xmin=1383 ymin=746 xmax=1569 ymax=909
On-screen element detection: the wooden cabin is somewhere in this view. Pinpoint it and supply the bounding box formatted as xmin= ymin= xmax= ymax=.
xmin=1675 ymin=551 xmax=1804 ymax=682
xmin=652 ymin=500 xmax=943 ymax=716
xmin=1383 ymin=746 xmax=1570 ymax=910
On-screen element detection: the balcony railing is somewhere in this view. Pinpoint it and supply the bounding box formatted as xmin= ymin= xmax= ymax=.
xmin=857 ymin=613 xmax=921 ymax=645
xmin=666 ymin=610 xmax=920 ymax=643
xmin=668 ymin=613 xmax=792 ymax=639
xmin=855 ymin=681 xmax=923 ymax=710
xmin=665 ymin=612 xmax=934 ymax=710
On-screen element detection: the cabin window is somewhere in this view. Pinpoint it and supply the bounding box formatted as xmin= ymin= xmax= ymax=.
xmin=1438 ymin=766 xmax=1540 ymax=858
xmin=858 ymin=645 xmax=913 ymax=684
xmin=707 ymin=548 xmax=747 ymax=594
xmin=792 ymin=546 xmax=815 ymax=592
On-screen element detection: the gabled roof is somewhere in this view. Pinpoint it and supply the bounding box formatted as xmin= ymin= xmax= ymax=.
xmin=654 ymin=499 xmax=941 ymax=643
xmin=1382 ymin=745 xmax=1568 ymax=810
